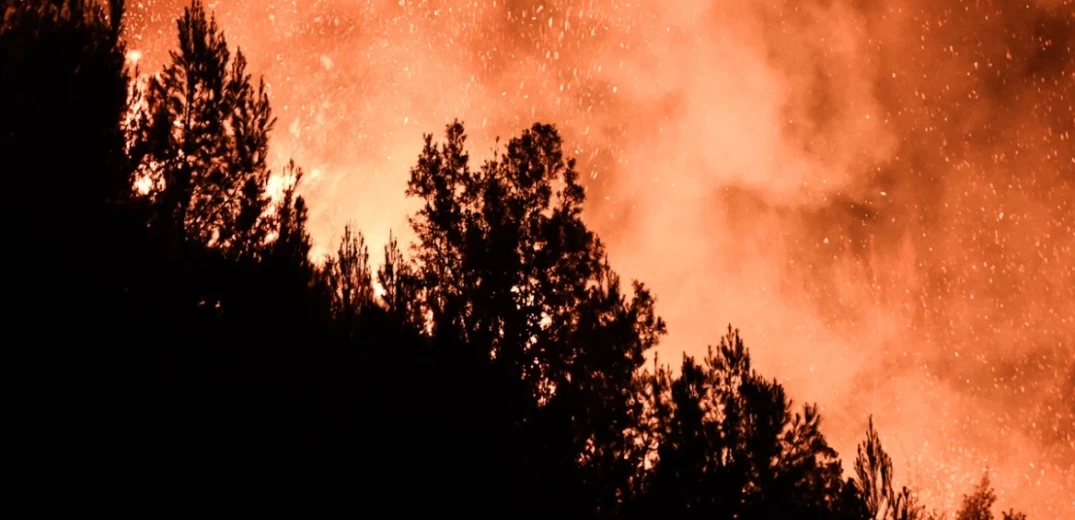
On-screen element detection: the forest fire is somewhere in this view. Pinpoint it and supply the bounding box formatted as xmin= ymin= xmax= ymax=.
xmin=5 ymin=0 xmax=1071 ymax=515
xmin=114 ymin=0 xmax=1075 ymax=516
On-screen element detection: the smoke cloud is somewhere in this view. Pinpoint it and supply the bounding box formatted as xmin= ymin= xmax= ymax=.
xmin=126 ymin=0 xmax=1074 ymax=516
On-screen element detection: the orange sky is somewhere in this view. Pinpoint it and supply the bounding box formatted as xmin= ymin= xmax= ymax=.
xmin=125 ymin=1 xmax=1074 ymax=516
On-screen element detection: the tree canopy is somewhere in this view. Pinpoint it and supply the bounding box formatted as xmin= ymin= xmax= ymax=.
xmin=3 ymin=1 xmax=1036 ymax=518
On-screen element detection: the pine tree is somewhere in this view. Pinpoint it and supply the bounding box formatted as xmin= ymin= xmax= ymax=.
xmin=1 ymin=0 xmax=134 ymax=301
xmin=137 ymin=0 xmax=274 ymax=256
xmin=268 ymin=161 xmax=314 ymax=272
xmin=637 ymin=326 xmax=851 ymax=519
xmin=851 ymin=417 xmax=926 ymax=520
xmin=5 ymin=1 xmax=1046 ymax=513
xmin=377 ymin=231 xmax=422 ymax=329
xmin=1 ymin=0 xmax=131 ymax=210
xmin=953 ymin=473 xmax=1025 ymax=520
xmin=405 ymin=121 xmax=666 ymax=514
xmin=323 ymin=224 xmax=375 ymax=336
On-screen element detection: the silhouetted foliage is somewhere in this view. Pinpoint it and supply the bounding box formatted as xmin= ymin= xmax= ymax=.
xmin=956 ymin=474 xmax=998 ymax=520
xmin=1 ymin=0 xmax=133 ymax=334
xmin=634 ymin=326 xmax=853 ymax=519
xmin=324 ymin=224 xmax=375 ymax=328
xmin=5 ymin=0 xmax=1038 ymax=516
xmin=404 ymin=120 xmax=668 ymax=515
xmin=1002 ymin=510 xmax=1029 ymax=520
xmin=137 ymin=0 xmax=274 ymax=255
xmin=952 ymin=473 xmax=1026 ymax=520
xmin=2 ymin=0 xmax=137 ymax=505
xmin=2 ymin=0 xmax=130 ymax=207
xmin=851 ymin=417 xmax=925 ymax=520
xmin=377 ymin=230 xmax=423 ymax=328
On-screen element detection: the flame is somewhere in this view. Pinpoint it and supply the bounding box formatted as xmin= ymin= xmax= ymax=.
xmin=124 ymin=1 xmax=1075 ymax=516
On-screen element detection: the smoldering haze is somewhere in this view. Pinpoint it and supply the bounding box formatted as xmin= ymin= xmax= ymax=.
xmin=125 ymin=0 xmax=1075 ymax=516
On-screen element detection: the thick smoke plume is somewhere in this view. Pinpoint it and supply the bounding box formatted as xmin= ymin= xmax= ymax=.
xmin=125 ymin=0 xmax=1074 ymax=516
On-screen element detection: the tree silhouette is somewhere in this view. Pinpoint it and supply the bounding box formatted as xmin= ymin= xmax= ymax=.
xmin=323 ymin=224 xmax=375 ymax=333
xmin=957 ymin=473 xmax=998 ymax=520
xmin=137 ymin=0 xmax=274 ymax=255
xmin=4 ymin=1 xmax=1044 ymax=516
xmin=267 ymin=161 xmax=316 ymax=272
xmin=851 ymin=417 xmax=926 ymax=520
xmin=635 ymin=326 xmax=853 ymax=519
xmin=1 ymin=0 xmax=134 ymax=328
xmin=2 ymin=0 xmax=131 ymax=208
xmin=377 ymin=230 xmax=423 ymax=329
xmin=404 ymin=120 xmax=668 ymax=514
xmin=952 ymin=473 xmax=1027 ymax=520
xmin=2 ymin=0 xmax=138 ymax=507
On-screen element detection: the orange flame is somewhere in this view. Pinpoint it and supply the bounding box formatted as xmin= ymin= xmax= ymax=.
xmin=125 ymin=1 xmax=1075 ymax=516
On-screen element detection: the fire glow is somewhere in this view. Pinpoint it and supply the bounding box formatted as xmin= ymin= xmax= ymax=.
xmin=125 ymin=1 xmax=1074 ymax=517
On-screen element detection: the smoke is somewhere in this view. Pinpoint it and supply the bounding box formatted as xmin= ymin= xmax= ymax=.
xmin=126 ymin=0 xmax=1075 ymax=516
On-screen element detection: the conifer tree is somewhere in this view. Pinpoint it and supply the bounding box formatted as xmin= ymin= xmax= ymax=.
xmin=956 ymin=473 xmax=998 ymax=520
xmin=138 ymin=0 xmax=274 ymax=256
xmin=637 ymin=327 xmax=851 ymax=519
xmin=4 ymin=1 xmax=1046 ymax=514
xmin=852 ymin=417 xmax=925 ymax=520
xmin=953 ymin=473 xmax=1026 ymax=520
xmin=268 ymin=161 xmax=314 ymax=272
xmin=1 ymin=0 xmax=136 ymax=508
xmin=406 ymin=121 xmax=666 ymax=514
xmin=1 ymin=0 xmax=130 ymax=210
xmin=377 ymin=231 xmax=422 ymax=329
xmin=324 ymin=224 xmax=376 ymax=335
